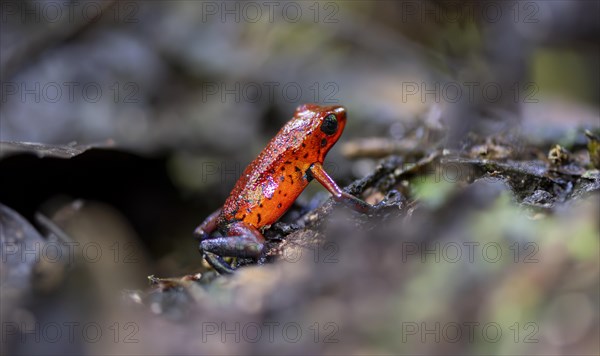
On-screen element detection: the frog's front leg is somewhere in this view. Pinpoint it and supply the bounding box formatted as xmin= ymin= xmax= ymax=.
xmin=200 ymin=221 xmax=265 ymax=274
xmin=309 ymin=162 xmax=374 ymax=213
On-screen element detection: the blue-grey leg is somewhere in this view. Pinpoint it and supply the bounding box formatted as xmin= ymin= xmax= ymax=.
xmin=200 ymin=221 xmax=265 ymax=274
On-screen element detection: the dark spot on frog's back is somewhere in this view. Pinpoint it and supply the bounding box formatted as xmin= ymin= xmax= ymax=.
xmin=321 ymin=138 xmax=327 ymax=147
xmin=257 ymin=213 xmax=261 ymax=224
xmin=303 ymin=153 xmax=309 ymax=159
xmin=294 ymin=166 xmax=301 ymax=172
xmin=280 ymin=176 xmax=285 ymax=182
xmin=277 ymin=203 xmax=282 ymax=208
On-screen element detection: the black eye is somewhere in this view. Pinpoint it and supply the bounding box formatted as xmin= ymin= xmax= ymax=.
xmin=320 ymin=114 xmax=338 ymax=135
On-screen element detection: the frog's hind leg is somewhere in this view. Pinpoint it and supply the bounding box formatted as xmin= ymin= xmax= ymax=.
xmin=200 ymin=221 xmax=265 ymax=259
xmin=199 ymin=218 xmax=265 ymax=274
xmin=201 ymin=222 xmax=265 ymax=274
xmin=193 ymin=208 xmax=222 ymax=240
xmin=195 ymin=208 xmax=238 ymax=274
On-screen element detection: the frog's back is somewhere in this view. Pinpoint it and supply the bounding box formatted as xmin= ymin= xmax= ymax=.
xmin=219 ymin=119 xmax=314 ymax=229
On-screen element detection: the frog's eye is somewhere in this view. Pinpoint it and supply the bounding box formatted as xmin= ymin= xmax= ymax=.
xmin=320 ymin=114 xmax=338 ymax=135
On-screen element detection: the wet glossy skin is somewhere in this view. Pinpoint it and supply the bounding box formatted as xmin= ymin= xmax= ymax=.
xmin=220 ymin=104 xmax=346 ymax=229
xmin=195 ymin=104 xmax=372 ymax=274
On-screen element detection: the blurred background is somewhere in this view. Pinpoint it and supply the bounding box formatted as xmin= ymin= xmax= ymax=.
xmin=1 ymin=1 xmax=599 ymax=355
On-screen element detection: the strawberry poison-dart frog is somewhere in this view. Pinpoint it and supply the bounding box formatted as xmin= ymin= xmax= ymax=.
xmin=195 ymin=104 xmax=373 ymax=274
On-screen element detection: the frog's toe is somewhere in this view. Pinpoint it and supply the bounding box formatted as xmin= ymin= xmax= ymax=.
xmin=193 ymin=226 xmax=208 ymax=240
xmin=204 ymin=252 xmax=235 ymax=274
xmin=371 ymin=189 xmax=404 ymax=214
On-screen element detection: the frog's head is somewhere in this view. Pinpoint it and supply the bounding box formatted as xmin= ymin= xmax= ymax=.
xmin=292 ymin=104 xmax=347 ymax=162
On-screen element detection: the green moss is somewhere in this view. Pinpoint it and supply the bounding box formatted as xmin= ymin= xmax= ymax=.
xmin=410 ymin=175 xmax=457 ymax=209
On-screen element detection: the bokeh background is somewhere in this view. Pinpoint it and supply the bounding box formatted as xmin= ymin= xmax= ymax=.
xmin=1 ymin=1 xmax=599 ymax=355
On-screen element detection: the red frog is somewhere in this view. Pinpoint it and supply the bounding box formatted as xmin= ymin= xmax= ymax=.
xmin=195 ymin=104 xmax=373 ymax=274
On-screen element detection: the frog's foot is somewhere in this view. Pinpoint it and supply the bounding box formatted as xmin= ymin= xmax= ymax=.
xmin=199 ymin=222 xmax=265 ymax=274
xmin=203 ymin=252 xmax=236 ymax=274
xmin=372 ymin=189 xmax=404 ymax=211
